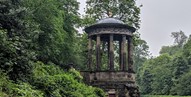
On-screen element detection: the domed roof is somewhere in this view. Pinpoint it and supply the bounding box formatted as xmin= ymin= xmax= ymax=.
xmin=96 ymin=18 xmax=124 ymax=24
xmin=85 ymin=18 xmax=136 ymax=33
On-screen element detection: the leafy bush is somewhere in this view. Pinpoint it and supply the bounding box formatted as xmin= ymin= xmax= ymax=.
xmin=0 ymin=70 xmax=15 ymax=96
xmin=142 ymin=95 xmax=191 ymax=97
xmin=13 ymin=83 xmax=44 ymax=97
xmin=30 ymin=61 xmax=105 ymax=97
xmin=0 ymin=70 xmax=43 ymax=97
xmin=0 ymin=62 xmax=105 ymax=97
xmin=172 ymin=70 xmax=191 ymax=96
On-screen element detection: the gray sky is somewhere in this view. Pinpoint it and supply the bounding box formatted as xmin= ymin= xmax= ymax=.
xmin=77 ymin=0 xmax=191 ymax=56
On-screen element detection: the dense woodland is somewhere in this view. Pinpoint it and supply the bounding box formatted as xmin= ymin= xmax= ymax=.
xmin=137 ymin=31 xmax=191 ymax=96
xmin=0 ymin=0 xmax=191 ymax=97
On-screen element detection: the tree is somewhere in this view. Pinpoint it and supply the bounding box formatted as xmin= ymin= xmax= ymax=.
xmin=172 ymin=55 xmax=189 ymax=80
xmin=138 ymin=32 xmax=191 ymax=95
xmin=174 ymin=70 xmax=191 ymax=96
xmin=137 ymin=57 xmax=155 ymax=94
xmin=23 ymin=0 xmax=81 ymax=66
xmin=74 ymin=33 xmax=89 ymax=70
xmin=160 ymin=31 xmax=188 ymax=55
xmin=171 ymin=30 xmax=188 ymax=47
xmin=183 ymin=35 xmax=191 ymax=65
xmin=138 ymin=54 xmax=173 ymax=94
xmin=150 ymin=54 xmax=173 ymax=95
xmin=0 ymin=0 xmax=39 ymax=81
xmin=134 ymin=39 xmax=150 ymax=72
xmin=159 ymin=45 xmax=181 ymax=55
xmin=0 ymin=0 xmax=108 ymax=96
xmin=84 ymin=0 xmax=141 ymax=28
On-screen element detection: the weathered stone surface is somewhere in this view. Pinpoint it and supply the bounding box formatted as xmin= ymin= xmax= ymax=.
xmin=81 ymin=71 xmax=139 ymax=97
xmin=81 ymin=71 xmax=135 ymax=82
xmin=88 ymin=28 xmax=132 ymax=37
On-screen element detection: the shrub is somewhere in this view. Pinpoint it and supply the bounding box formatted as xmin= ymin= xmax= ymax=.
xmin=30 ymin=61 xmax=105 ymax=97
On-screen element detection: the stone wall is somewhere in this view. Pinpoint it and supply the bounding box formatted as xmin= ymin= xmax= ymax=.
xmin=81 ymin=71 xmax=139 ymax=97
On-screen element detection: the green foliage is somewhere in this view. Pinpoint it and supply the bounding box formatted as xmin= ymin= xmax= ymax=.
xmin=171 ymin=31 xmax=187 ymax=47
xmin=73 ymin=33 xmax=89 ymax=70
xmin=0 ymin=70 xmax=43 ymax=97
xmin=0 ymin=0 xmax=38 ymax=81
xmin=134 ymin=39 xmax=150 ymax=72
xmin=68 ymin=68 xmax=83 ymax=82
xmin=183 ymin=35 xmax=191 ymax=65
xmin=22 ymin=0 xmax=81 ymax=66
xmin=143 ymin=95 xmax=191 ymax=97
xmin=138 ymin=32 xmax=191 ymax=96
xmin=139 ymin=69 xmax=153 ymax=94
xmin=139 ymin=51 xmax=190 ymax=95
xmin=172 ymin=55 xmax=189 ymax=80
xmin=84 ymin=0 xmax=141 ymax=28
xmin=0 ymin=62 xmax=105 ymax=97
xmin=151 ymin=54 xmax=173 ymax=95
xmin=13 ymin=83 xmax=44 ymax=97
xmin=0 ymin=0 xmax=105 ymax=97
xmin=159 ymin=45 xmax=182 ymax=56
xmin=0 ymin=71 xmax=15 ymax=96
xmin=173 ymin=70 xmax=191 ymax=96
xmin=0 ymin=30 xmax=15 ymax=73
xmin=30 ymin=61 xmax=105 ymax=97
xmin=93 ymin=87 xmax=106 ymax=97
xmin=138 ymin=54 xmax=172 ymax=94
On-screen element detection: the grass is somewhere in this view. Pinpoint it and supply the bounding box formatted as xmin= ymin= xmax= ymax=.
xmin=142 ymin=95 xmax=191 ymax=97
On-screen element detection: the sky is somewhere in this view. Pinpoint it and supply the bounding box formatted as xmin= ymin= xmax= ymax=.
xmin=77 ymin=0 xmax=191 ymax=56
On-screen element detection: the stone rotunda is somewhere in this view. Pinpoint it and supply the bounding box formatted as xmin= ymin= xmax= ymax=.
xmin=81 ymin=18 xmax=140 ymax=97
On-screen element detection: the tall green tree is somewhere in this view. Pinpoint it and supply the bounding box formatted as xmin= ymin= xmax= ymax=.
xmin=172 ymin=55 xmax=189 ymax=80
xmin=159 ymin=45 xmax=181 ymax=55
xmin=23 ymin=0 xmax=81 ymax=66
xmin=160 ymin=31 xmax=188 ymax=55
xmin=0 ymin=0 xmax=39 ymax=81
xmin=171 ymin=30 xmax=188 ymax=47
xmin=0 ymin=0 xmax=106 ymax=96
xmin=183 ymin=35 xmax=191 ymax=65
xmin=138 ymin=32 xmax=191 ymax=96
xmin=150 ymin=54 xmax=173 ymax=95
xmin=84 ymin=0 xmax=141 ymax=28
xmin=137 ymin=59 xmax=153 ymax=94
xmin=134 ymin=39 xmax=150 ymax=72
xmin=138 ymin=54 xmax=173 ymax=94
xmin=173 ymin=69 xmax=191 ymax=96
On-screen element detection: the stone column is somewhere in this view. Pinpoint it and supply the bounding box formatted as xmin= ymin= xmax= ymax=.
xmin=88 ymin=37 xmax=92 ymax=70
xmin=119 ymin=40 xmax=122 ymax=70
xmin=107 ymin=40 xmax=110 ymax=70
xmin=128 ymin=37 xmax=134 ymax=73
xmin=109 ymin=34 xmax=114 ymax=70
xmin=120 ymin=35 xmax=126 ymax=71
xmin=96 ymin=35 xmax=101 ymax=71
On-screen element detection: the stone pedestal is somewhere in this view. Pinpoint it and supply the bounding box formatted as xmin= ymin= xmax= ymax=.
xmin=81 ymin=71 xmax=139 ymax=97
